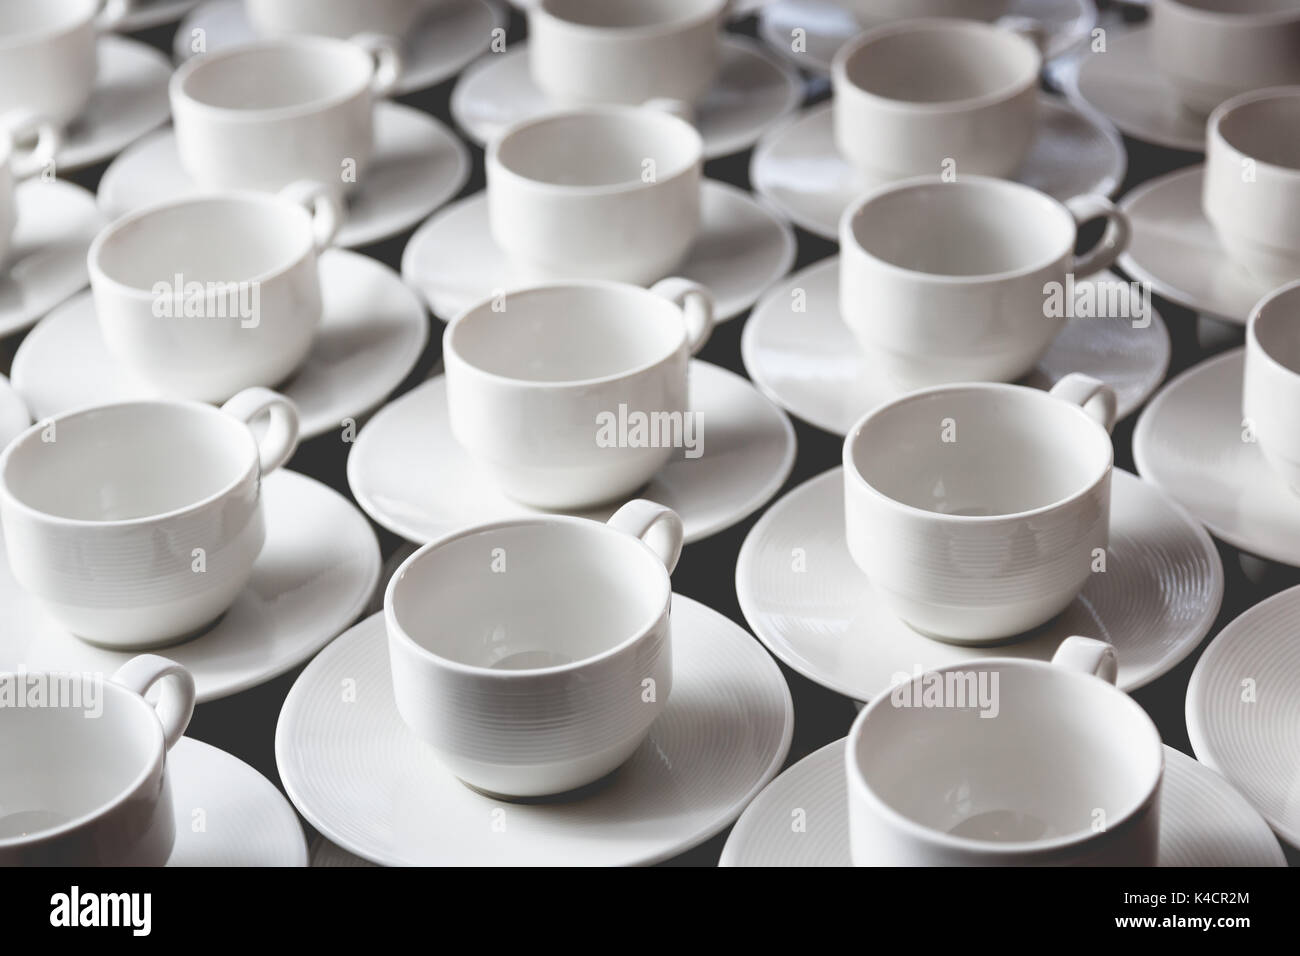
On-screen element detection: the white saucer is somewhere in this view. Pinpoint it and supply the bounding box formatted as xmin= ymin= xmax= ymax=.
xmin=719 ymin=739 xmax=1286 ymax=866
xmin=757 ymin=0 xmax=1096 ymax=75
xmin=1119 ymin=166 xmax=1276 ymax=326
xmin=11 ymin=250 xmax=427 ymax=441
xmin=450 ymin=37 xmax=802 ymax=160
xmin=59 ymin=36 xmax=171 ymax=171
xmin=347 ymin=360 xmax=796 ymax=545
xmin=115 ymin=0 xmax=200 ymax=32
xmin=750 ymin=96 xmax=1125 ymax=241
xmin=97 ymin=103 xmax=470 ymax=249
xmin=1187 ymin=584 xmax=1300 ymax=849
xmin=0 ymin=374 xmax=29 ymax=448
xmin=276 ymin=601 xmax=794 ymax=866
xmin=400 ymin=181 xmax=797 ymax=322
xmin=0 ymin=470 xmax=381 ymax=703
xmin=167 ymin=737 xmax=307 ymax=866
xmin=175 ymin=0 xmax=507 ymax=94
xmin=1134 ymin=348 xmax=1300 ymax=567
xmin=743 ymin=258 xmax=1169 ymax=435
xmin=0 ymin=180 xmax=102 ymax=339
xmin=736 ymin=467 xmax=1223 ymax=701
xmin=1063 ymin=27 xmax=1206 ymax=154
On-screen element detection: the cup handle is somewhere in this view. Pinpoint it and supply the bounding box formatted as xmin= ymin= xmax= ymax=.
xmin=220 ymin=387 xmax=301 ymax=475
xmin=642 ymin=97 xmax=696 ymax=125
xmin=350 ymin=32 xmax=403 ymax=98
xmin=1049 ymin=636 xmax=1119 ymax=686
xmin=1065 ymin=195 xmax=1132 ymax=279
xmin=277 ymin=180 xmax=341 ymax=252
xmin=2 ymin=111 xmax=61 ymax=180
xmin=650 ymin=277 xmax=714 ymax=356
xmin=1049 ymin=372 xmax=1118 ymax=434
xmin=607 ymin=499 xmax=684 ymax=574
xmin=111 ymin=655 xmax=196 ymax=751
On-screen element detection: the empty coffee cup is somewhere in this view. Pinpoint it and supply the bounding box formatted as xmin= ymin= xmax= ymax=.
xmin=486 ymin=106 xmax=704 ymax=285
xmin=846 ymin=636 xmax=1163 ymax=866
xmin=0 ymin=112 xmax=61 ymax=265
xmin=840 ymin=176 xmax=1132 ymax=388
xmin=0 ymin=655 xmax=194 ymax=866
xmin=246 ymin=0 xmax=430 ymax=39
xmin=387 ymin=500 xmax=683 ymax=798
xmin=1245 ymin=279 xmax=1300 ymax=491
xmin=0 ymin=388 xmax=300 ymax=648
xmin=843 ymin=374 xmax=1117 ymax=643
xmin=444 ymin=278 xmax=713 ymax=509
xmin=88 ymin=182 xmax=340 ymax=403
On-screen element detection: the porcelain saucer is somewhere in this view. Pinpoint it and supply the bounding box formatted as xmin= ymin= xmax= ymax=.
xmin=175 ymin=0 xmax=507 ymax=94
xmin=743 ymin=258 xmax=1170 ymax=435
xmin=11 ymin=250 xmax=427 ymax=441
xmin=167 ymin=737 xmax=307 ymax=866
xmin=347 ymin=360 xmax=796 ymax=545
xmin=276 ymin=600 xmax=794 ymax=866
xmin=1187 ymin=584 xmax=1300 ymax=849
xmin=1119 ymin=167 xmax=1278 ymax=326
xmin=751 ymin=96 xmax=1125 ymax=241
xmin=736 ymin=468 xmax=1223 ymax=701
xmin=97 ymin=103 xmax=470 ymax=249
xmin=0 ymin=470 xmax=380 ymax=703
xmin=0 ymin=375 xmax=28 ymax=448
xmin=450 ymin=37 xmax=802 ymax=160
xmin=400 ymin=182 xmax=796 ymax=322
xmin=757 ymin=0 xmax=1095 ymax=75
xmin=1062 ymin=27 xmax=1205 ymax=154
xmin=1134 ymin=348 xmax=1300 ymax=567
xmin=719 ymin=739 xmax=1286 ymax=866
xmin=58 ymin=36 xmax=171 ymax=171
xmin=0 ymin=180 xmax=102 ymax=339
xmin=115 ymin=0 xmax=200 ymax=32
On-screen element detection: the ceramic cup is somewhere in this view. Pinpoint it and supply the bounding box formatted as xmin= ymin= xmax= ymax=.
xmin=844 ymin=0 xmax=1009 ymax=19
xmin=246 ymin=0 xmax=432 ymax=39
xmin=0 ymin=112 xmax=61 ymax=264
xmin=840 ymin=176 xmax=1132 ymax=388
xmin=529 ymin=0 xmax=727 ymax=110
xmin=846 ymin=636 xmax=1164 ymax=866
xmin=170 ymin=34 xmax=402 ymax=202
xmin=445 ymin=279 xmax=714 ymax=509
xmin=88 ymin=181 xmax=340 ymax=403
xmin=1245 ymin=279 xmax=1300 ymax=492
xmin=832 ymin=19 xmax=1041 ymax=184
xmin=0 ymin=655 xmax=195 ymax=866
xmin=1152 ymin=0 xmax=1300 ymax=117
xmin=843 ymin=374 xmax=1117 ymax=643
xmin=387 ymin=500 xmax=683 ymax=798
xmin=486 ymin=106 xmax=704 ymax=285
xmin=0 ymin=389 xmax=300 ymax=649
xmin=1204 ymin=86 xmax=1300 ymax=285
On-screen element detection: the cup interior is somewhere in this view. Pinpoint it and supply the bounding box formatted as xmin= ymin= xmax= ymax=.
xmin=449 ymin=284 xmax=685 ymax=383
xmin=845 ymin=179 xmax=1073 ymax=278
xmin=847 ymin=386 xmax=1110 ymax=517
xmin=1217 ymin=92 xmax=1300 ymax=170
xmin=849 ymin=662 xmax=1161 ymax=848
xmin=540 ymin=0 xmax=723 ymax=29
xmin=177 ymin=39 xmax=369 ymax=113
xmin=1 ymin=402 xmax=254 ymax=522
xmin=1253 ymin=283 xmax=1300 ymax=374
xmin=389 ymin=521 xmax=669 ymax=671
xmin=0 ymin=0 xmax=94 ymax=41
xmin=0 ymin=679 xmax=158 ymax=843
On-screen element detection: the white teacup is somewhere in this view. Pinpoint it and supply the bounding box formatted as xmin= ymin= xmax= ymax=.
xmin=846 ymin=637 xmax=1164 ymax=866
xmin=1152 ymin=0 xmax=1300 ymax=117
xmin=170 ymin=35 xmax=402 ymax=202
xmin=387 ymin=500 xmax=683 ymax=798
xmin=246 ymin=0 xmax=432 ymax=39
xmin=843 ymin=374 xmax=1117 ymax=643
xmin=1204 ymin=86 xmax=1300 ymax=285
xmin=529 ymin=0 xmax=727 ymax=110
xmin=840 ymin=176 xmax=1132 ymax=388
xmin=832 ymin=19 xmax=1041 ymax=185
xmin=88 ymin=182 xmax=340 ymax=403
xmin=0 ymin=389 xmax=300 ymax=649
xmin=486 ymin=106 xmax=704 ymax=285
xmin=445 ymin=279 xmax=714 ymax=509
xmin=0 ymin=113 xmax=61 ymax=265
xmin=0 ymin=655 xmax=195 ymax=866
xmin=1245 ymin=279 xmax=1300 ymax=492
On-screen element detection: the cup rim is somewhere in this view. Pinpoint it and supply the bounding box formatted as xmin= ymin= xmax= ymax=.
xmin=842 ymin=381 xmax=1114 ymax=524
xmin=1156 ymin=0 xmax=1300 ymax=25
xmin=533 ymin=0 xmax=728 ymax=38
xmin=0 ymin=0 xmax=95 ymax=50
xmin=0 ymin=676 xmax=165 ymax=850
xmin=845 ymin=656 xmax=1164 ymax=857
xmin=444 ymin=280 xmax=688 ymax=390
xmin=1248 ymin=276 xmax=1300 ymax=376
xmin=384 ymin=514 xmax=672 ymax=679
xmin=0 ymin=399 xmax=259 ymax=529
xmin=1208 ymin=86 xmax=1300 ymax=179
